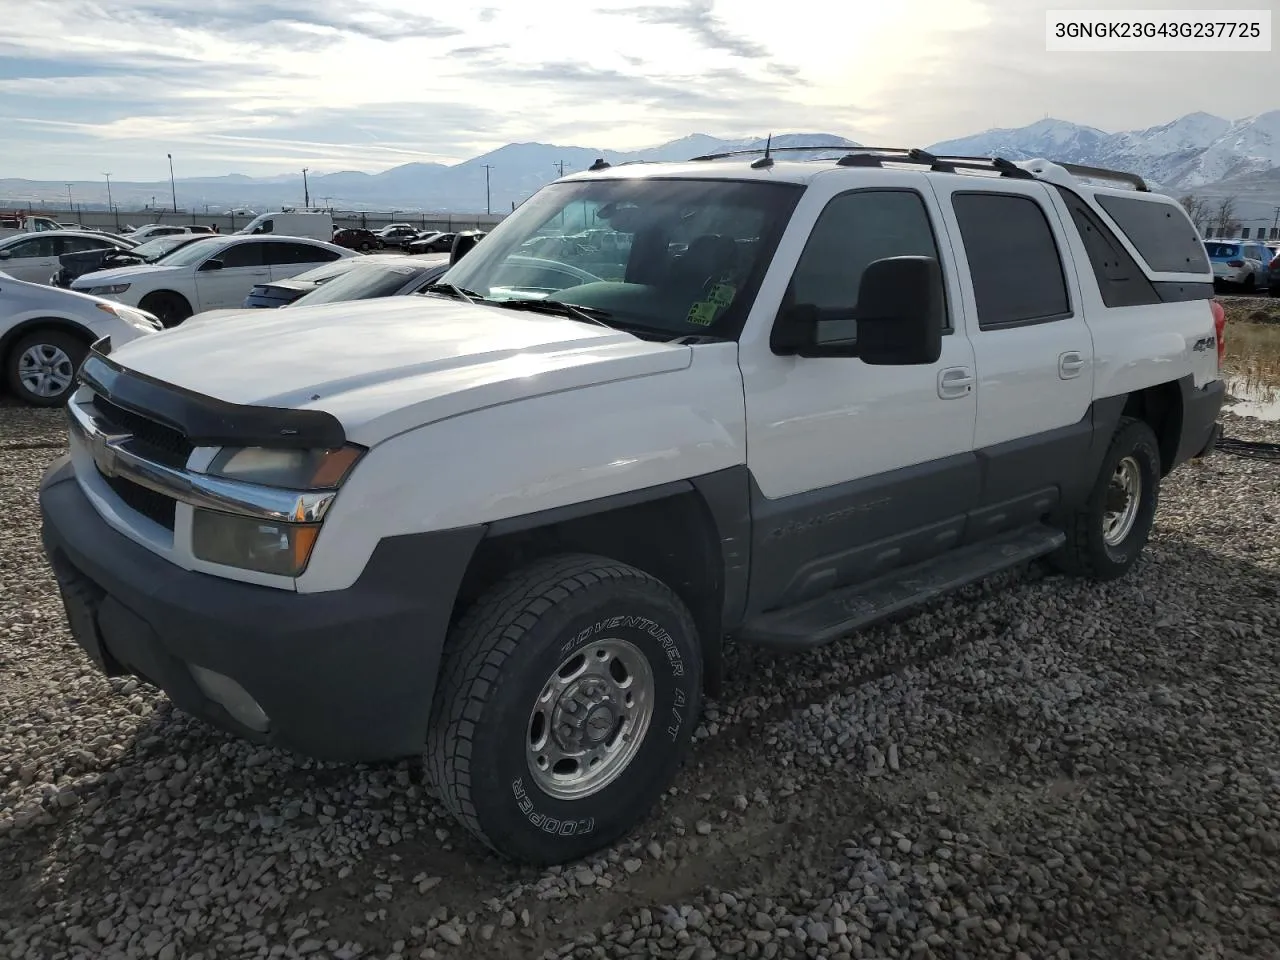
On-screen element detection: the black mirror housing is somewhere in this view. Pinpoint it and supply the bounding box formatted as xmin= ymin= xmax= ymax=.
xmin=771 ymin=256 xmax=944 ymax=365
xmin=200 ymin=258 xmax=224 ymax=272
xmin=450 ymin=230 xmax=486 ymax=265
xmin=856 ymin=256 xmax=944 ymax=366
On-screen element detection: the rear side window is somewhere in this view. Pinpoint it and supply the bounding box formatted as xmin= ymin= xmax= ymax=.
xmin=1204 ymin=243 xmax=1239 ymax=258
xmin=1054 ymin=186 xmax=1160 ymax=308
xmin=1094 ymin=195 xmax=1210 ymax=273
xmin=266 ymin=242 xmax=342 ymax=265
xmin=951 ymin=192 xmax=1071 ymax=330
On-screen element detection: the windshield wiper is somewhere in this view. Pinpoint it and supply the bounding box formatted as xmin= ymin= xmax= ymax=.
xmin=492 ymin=298 xmax=620 ymax=331
xmin=421 ymin=282 xmax=482 ymax=303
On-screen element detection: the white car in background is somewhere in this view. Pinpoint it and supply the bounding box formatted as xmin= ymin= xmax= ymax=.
xmin=71 ymin=235 xmax=356 ymax=327
xmin=0 ymin=230 xmax=137 ymax=284
xmin=0 ymin=269 xmax=161 ymax=406
xmin=124 ymin=224 xmax=217 ymax=243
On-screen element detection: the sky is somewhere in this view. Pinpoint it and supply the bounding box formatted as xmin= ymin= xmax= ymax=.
xmin=2 ymin=0 xmax=1276 ymax=180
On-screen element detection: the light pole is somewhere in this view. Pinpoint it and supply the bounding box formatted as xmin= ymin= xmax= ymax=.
xmin=302 ymin=168 xmax=310 ymax=208
xmin=65 ymin=183 xmax=73 ymax=215
xmin=482 ymin=164 xmax=493 ymax=215
xmin=167 ymin=153 xmax=177 ymax=213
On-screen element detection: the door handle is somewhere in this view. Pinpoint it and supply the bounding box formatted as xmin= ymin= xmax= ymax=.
xmin=1059 ymin=351 xmax=1087 ymax=379
xmin=937 ymin=366 xmax=974 ymax=399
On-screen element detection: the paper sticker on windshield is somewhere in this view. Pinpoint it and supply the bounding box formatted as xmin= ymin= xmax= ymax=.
xmin=709 ymin=283 xmax=736 ymax=308
xmin=686 ymin=301 xmax=720 ymax=326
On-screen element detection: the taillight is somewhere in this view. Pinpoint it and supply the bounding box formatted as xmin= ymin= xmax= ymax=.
xmin=1210 ymin=299 xmax=1226 ymax=366
xmin=1227 ymin=259 xmax=1245 ymax=268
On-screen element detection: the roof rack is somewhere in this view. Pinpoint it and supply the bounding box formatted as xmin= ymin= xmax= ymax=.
xmin=1047 ymin=161 xmax=1149 ymax=192
xmin=682 ymin=144 xmax=1148 ymax=192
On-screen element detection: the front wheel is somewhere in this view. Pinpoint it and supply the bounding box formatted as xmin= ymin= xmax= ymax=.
xmin=1051 ymin=416 xmax=1161 ymax=581
xmin=427 ymin=554 xmax=703 ymax=865
xmin=6 ymin=329 xmax=88 ymax=406
xmin=138 ymin=291 xmax=192 ymax=328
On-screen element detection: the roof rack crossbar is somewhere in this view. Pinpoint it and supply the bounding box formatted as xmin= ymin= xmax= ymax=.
xmin=1054 ymin=161 xmax=1149 ymax=192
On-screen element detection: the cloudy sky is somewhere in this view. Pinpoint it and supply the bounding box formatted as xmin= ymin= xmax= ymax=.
xmin=2 ymin=0 xmax=1276 ymax=179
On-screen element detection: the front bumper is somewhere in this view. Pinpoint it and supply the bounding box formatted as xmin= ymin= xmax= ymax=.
xmin=39 ymin=455 xmax=483 ymax=762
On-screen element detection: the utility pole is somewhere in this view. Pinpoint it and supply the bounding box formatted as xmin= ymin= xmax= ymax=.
xmin=167 ymin=153 xmax=177 ymax=212
xmin=1271 ymin=204 xmax=1280 ymax=241
xmin=483 ymin=164 xmax=493 ymax=215
xmin=554 ymin=160 xmax=566 ymax=177
xmin=65 ymin=183 xmax=73 ymax=214
xmin=302 ymin=168 xmax=310 ymax=208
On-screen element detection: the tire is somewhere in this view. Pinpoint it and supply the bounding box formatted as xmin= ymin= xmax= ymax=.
xmin=1243 ymin=273 xmax=1256 ymax=293
xmin=359 ymin=241 xmax=372 ymax=252
xmin=427 ymin=553 xmax=703 ymax=865
xmin=1051 ymin=416 xmax=1161 ymax=581
xmin=6 ymin=329 xmax=88 ymax=407
xmin=138 ymin=291 xmax=192 ymax=328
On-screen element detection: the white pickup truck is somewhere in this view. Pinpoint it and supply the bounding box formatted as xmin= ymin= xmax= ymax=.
xmin=0 ymin=215 xmax=63 ymax=240
xmin=39 ymin=147 xmax=1225 ymax=866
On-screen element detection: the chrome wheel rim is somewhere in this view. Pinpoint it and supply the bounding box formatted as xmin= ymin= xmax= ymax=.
xmin=1102 ymin=456 xmax=1142 ymax=546
xmin=18 ymin=344 xmax=75 ymax=398
xmin=526 ymin=638 xmax=654 ymax=800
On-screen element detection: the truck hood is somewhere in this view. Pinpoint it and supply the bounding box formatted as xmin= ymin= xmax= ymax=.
xmin=73 ymin=262 xmax=184 ymax=287
xmin=108 ymin=296 xmax=693 ymax=446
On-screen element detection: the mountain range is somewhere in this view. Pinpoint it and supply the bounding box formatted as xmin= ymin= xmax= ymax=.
xmin=2 ymin=113 xmax=1278 ymax=221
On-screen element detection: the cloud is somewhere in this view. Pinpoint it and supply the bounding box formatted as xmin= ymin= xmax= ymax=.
xmin=126 ymin=0 xmax=461 ymax=44
xmin=609 ymin=0 xmax=769 ymax=59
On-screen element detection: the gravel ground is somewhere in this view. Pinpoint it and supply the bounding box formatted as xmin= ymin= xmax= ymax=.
xmin=2 ymin=399 xmax=1280 ymax=960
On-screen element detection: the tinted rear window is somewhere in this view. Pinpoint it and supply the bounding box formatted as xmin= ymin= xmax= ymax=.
xmin=1094 ymin=194 xmax=1210 ymax=273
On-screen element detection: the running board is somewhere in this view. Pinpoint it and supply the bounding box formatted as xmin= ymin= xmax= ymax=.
xmin=737 ymin=525 xmax=1066 ymax=650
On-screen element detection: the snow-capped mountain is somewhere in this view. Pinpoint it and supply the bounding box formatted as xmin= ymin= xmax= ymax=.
xmin=924 ymin=111 xmax=1280 ymax=190
xmin=2 ymin=115 xmax=1277 ymax=213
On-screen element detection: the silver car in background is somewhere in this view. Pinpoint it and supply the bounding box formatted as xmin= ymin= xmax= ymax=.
xmin=0 ymin=270 xmax=161 ymax=406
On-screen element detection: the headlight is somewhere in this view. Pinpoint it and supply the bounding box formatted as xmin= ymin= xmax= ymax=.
xmin=191 ymin=446 xmax=363 ymax=576
xmin=191 ymin=510 xmax=320 ymax=577
xmin=88 ymin=283 xmax=131 ymax=295
xmin=206 ymin=445 xmax=363 ymax=489
xmin=95 ymin=302 xmax=161 ymax=332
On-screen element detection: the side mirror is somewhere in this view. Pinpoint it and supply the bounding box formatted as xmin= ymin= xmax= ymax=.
xmin=771 ymin=256 xmax=944 ymax=365
xmin=450 ymin=230 xmax=485 ymax=265
xmin=200 ymin=258 xmax=224 ymax=272
xmin=0 ymin=250 xmax=10 ymax=260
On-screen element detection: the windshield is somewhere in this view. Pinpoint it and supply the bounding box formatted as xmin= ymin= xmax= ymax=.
xmin=291 ymin=264 xmax=422 ymax=306
xmin=442 ymin=177 xmax=803 ymax=338
xmin=1205 ymin=243 xmax=1240 ymax=258
xmin=135 ymin=236 xmax=196 ymax=261
xmin=155 ymin=237 xmax=226 ymax=266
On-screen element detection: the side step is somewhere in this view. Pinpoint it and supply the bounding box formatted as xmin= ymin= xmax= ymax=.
xmin=737 ymin=524 xmax=1066 ymax=650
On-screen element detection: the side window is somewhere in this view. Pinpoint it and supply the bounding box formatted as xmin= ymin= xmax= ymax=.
xmin=265 ymin=242 xmax=341 ymax=265
xmin=8 ymin=237 xmax=58 ymax=258
xmin=1054 ymin=186 xmax=1160 ymax=308
xmin=951 ymin=192 xmax=1071 ymax=329
xmin=218 ymin=242 xmax=267 ymax=268
xmin=62 ymin=236 xmax=113 ymax=254
xmin=1094 ymin=194 xmax=1210 ymax=273
xmin=786 ymin=189 xmax=946 ymax=334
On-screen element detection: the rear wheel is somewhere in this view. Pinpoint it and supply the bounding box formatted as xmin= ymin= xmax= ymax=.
xmin=6 ymin=329 xmax=88 ymax=406
xmin=138 ymin=291 xmax=192 ymax=328
xmin=427 ymin=554 xmax=702 ymax=865
xmin=1051 ymin=416 xmax=1161 ymax=581
xmin=1243 ymin=273 xmax=1256 ymax=293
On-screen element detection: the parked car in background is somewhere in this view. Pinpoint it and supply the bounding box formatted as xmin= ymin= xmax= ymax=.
xmin=374 ymin=223 xmax=419 ymax=249
xmin=407 ymin=231 xmax=460 ymax=254
xmin=1205 ymin=239 xmax=1272 ymax=291
xmin=0 ymin=269 xmax=161 ymax=405
xmin=240 ymin=254 xmax=419 ymax=308
xmin=0 ymin=215 xmax=63 ymax=239
xmin=70 ymin=235 xmax=355 ymax=327
xmin=123 ymin=224 xmax=213 ymax=243
xmin=1269 ymin=248 xmax=1280 ymax=297
xmin=332 ymin=227 xmax=382 ymax=252
xmin=53 ymin=233 xmax=209 ymax=288
xmin=0 ymin=230 xmax=137 ymax=284
xmin=188 ymin=257 xmax=453 ymax=326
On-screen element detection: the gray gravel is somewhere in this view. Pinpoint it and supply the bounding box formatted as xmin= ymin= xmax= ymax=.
xmin=3 ymin=404 xmax=1280 ymax=960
